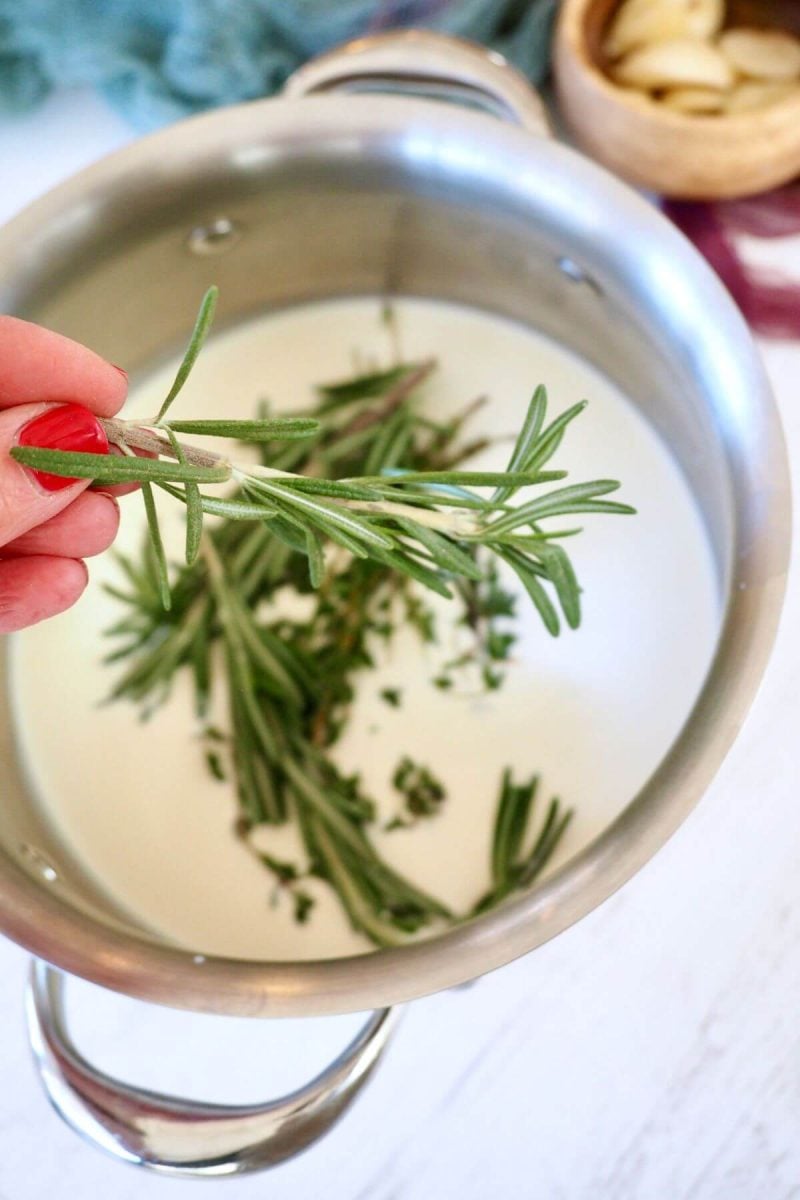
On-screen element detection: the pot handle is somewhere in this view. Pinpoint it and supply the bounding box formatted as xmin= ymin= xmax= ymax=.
xmin=26 ymin=959 xmax=399 ymax=1178
xmin=284 ymin=30 xmax=551 ymax=137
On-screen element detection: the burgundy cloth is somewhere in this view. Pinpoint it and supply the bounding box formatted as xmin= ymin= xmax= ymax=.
xmin=664 ymin=187 xmax=800 ymax=339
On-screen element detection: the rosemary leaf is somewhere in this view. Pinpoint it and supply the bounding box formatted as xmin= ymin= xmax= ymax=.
xmin=474 ymin=771 xmax=572 ymax=914
xmin=517 ymin=798 xmax=573 ymax=888
xmin=166 ymin=428 xmax=203 ymax=567
xmin=369 ymin=544 xmax=452 ymax=599
xmin=357 ymin=484 xmax=496 ymax=510
xmin=486 ymin=480 xmax=630 ymax=536
xmin=305 ymin=529 xmax=325 ymax=587
xmin=166 ymin=416 xmax=319 ymax=441
xmin=158 ymin=484 xmax=278 ymax=521
xmin=491 ymin=770 xmax=537 ymax=888
xmin=140 ymin=483 xmax=171 ymax=611
xmin=262 ymin=476 xmax=385 ymax=501
xmin=362 ymin=468 xmax=566 ymax=487
xmin=491 ymin=385 xmax=549 ymax=506
xmin=316 ymin=363 xmax=412 ymax=408
xmin=395 ymin=518 xmax=482 ymax=581
xmin=508 ymin=385 xmax=548 ymax=469
xmin=523 ymin=400 xmax=588 ymax=473
xmin=498 ymin=548 xmax=561 ymax=636
xmin=10 ymin=445 xmax=230 ymax=485
xmin=253 ymin=482 xmax=397 ymax=551
xmin=534 ymin=541 xmax=582 ymax=630
xmin=155 ymin=285 xmax=218 ymax=422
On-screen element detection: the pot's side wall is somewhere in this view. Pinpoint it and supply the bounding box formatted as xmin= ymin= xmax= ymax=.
xmin=0 ymin=106 xmax=734 ymax=559
xmin=0 ymin=96 xmax=787 ymax=1015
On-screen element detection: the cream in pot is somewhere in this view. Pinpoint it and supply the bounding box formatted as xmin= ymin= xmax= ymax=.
xmin=10 ymin=296 xmax=720 ymax=961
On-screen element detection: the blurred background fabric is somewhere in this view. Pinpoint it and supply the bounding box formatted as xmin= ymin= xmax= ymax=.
xmin=0 ymin=0 xmax=557 ymax=130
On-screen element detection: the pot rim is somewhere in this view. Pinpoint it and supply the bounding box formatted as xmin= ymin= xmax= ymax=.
xmin=0 ymin=90 xmax=790 ymax=1017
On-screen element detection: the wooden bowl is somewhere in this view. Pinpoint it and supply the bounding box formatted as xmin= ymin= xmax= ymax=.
xmin=554 ymin=0 xmax=800 ymax=198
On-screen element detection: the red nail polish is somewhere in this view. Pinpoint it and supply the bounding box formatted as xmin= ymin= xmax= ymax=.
xmin=18 ymin=403 xmax=109 ymax=492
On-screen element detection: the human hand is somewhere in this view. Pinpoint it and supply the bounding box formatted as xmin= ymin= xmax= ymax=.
xmin=0 ymin=317 xmax=129 ymax=633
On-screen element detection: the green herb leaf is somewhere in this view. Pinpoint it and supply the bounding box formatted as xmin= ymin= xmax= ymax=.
xmin=166 ymin=416 xmax=319 ymax=441
xmin=395 ymin=517 xmax=482 ymax=581
xmin=535 ymin=541 xmax=582 ymax=629
xmin=316 ymin=363 xmax=412 ymax=408
xmin=11 ymin=445 xmax=230 ymax=485
xmin=140 ymin=483 xmax=171 ymax=611
xmin=166 ymin=429 xmax=203 ymax=567
xmin=523 ymin=400 xmax=588 ymax=473
xmin=486 ymin=480 xmax=630 ymax=536
xmin=498 ymin=548 xmax=560 ymax=636
xmin=158 ymin=484 xmax=278 ymax=521
xmin=369 ymin=468 xmax=565 ymax=488
xmin=305 ymin=529 xmax=325 ymax=588
xmin=155 ymin=285 xmax=218 ymax=422
xmin=474 ymin=770 xmax=572 ymax=914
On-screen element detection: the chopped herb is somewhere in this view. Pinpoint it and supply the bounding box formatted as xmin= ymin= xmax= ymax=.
xmin=293 ymin=891 xmax=315 ymax=924
xmin=385 ymin=755 xmax=447 ymax=830
xmin=259 ymin=853 xmax=301 ymax=884
xmin=204 ymin=750 xmax=227 ymax=782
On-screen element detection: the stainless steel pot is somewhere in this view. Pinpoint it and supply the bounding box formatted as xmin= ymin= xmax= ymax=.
xmin=0 ymin=32 xmax=790 ymax=1177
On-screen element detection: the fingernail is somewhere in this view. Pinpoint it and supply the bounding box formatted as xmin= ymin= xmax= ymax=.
xmin=112 ymin=364 xmax=128 ymax=381
xmin=91 ymin=490 xmax=120 ymax=511
xmin=18 ymin=403 xmax=109 ymax=492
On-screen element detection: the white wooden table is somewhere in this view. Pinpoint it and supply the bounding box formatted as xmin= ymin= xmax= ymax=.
xmin=0 ymin=88 xmax=798 ymax=1200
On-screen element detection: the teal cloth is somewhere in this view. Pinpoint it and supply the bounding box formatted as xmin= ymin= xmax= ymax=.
xmin=0 ymin=0 xmax=556 ymax=130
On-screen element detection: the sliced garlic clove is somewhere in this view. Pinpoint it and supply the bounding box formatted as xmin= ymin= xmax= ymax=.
xmin=604 ymin=0 xmax=724 ymax=61
xmin=661 ymin=86 xmax=726 ymax=113
xmin=613 ymin=38 xmax=734 ymax=90
xmin=683 ymin=0 xmax=725 ymax=41
xmin=718 ymin=28 xmax=800 ymax=82
xmin=724 ymin=79 xmax=800 ymax=113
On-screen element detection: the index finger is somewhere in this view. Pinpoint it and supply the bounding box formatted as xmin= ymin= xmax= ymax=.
xmin=0 ymin=316 xmax=128 ymax=417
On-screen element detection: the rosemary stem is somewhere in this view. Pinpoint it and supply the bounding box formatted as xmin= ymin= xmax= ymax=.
xmin=100 ymin=418 xmax=230 ymax=470
xmin=234 ymin=463 xmax=311 ymax=483
xmin=336 ymin=497 xmax=484 ymax=537
xmin=371 ymin=357 xmax=436 ymax=410
xmin=103 ymin=417 xmax=483 ymax=537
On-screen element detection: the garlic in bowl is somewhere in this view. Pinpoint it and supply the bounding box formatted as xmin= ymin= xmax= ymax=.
xmin=604 ymin=0 xmax=725 ymax=58
xmin=555 ymin=0 xmax=800 ymax=197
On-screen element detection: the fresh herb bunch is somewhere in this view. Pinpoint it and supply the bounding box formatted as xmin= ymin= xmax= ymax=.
xmin=12 ymin=289 xmax=634 ymax=947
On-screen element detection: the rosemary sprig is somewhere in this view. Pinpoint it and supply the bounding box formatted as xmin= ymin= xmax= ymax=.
xmin=22 ymin=290 xmax=634 ymax=946
xmin=12 ymin=289 xmax=633 ymax=624
xmin=472 ymin=771 xmax=574 ymax=915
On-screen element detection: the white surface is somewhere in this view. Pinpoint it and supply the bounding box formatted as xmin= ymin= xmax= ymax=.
xmin=0 ymin=87 xmax=798 ymax=1199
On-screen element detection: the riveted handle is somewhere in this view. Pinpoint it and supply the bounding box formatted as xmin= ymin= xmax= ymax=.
xmin=26 ymin=959 xmax=399 ymax=1178
xmin=284 ymin=30 xmax=551 ymax=137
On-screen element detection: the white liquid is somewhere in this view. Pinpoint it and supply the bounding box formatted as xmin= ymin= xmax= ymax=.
xmin=10 ymin=298 xmax=721 ymax=961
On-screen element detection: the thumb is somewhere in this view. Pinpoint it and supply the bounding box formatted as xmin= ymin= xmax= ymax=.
xmin=0 ymin=402 xmax=109 ymax=548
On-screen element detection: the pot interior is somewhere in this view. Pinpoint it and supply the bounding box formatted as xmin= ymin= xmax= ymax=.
xmin=0 ymin=97 xmax=783 ymax=1002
